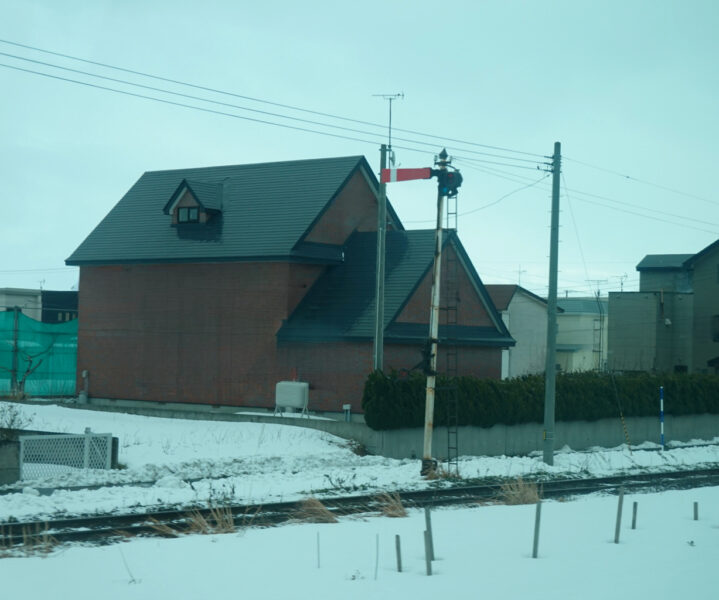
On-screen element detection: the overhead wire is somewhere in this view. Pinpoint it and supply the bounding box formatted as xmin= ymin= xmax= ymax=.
xmin=0 ymin=37 xmax=714 ymax=285
xmin=0 ymin=58 xmax=545 ymax=171
xmin=0 ymin=38 xmax=546 ymax=161
xmin=564 ymin=155 xmax=718 ymax=207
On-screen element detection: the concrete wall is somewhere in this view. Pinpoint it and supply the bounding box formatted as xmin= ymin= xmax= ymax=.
xmin=608 ymin=291 xmax=693 ymax=373
xmin=692 ymin=246 xmax=719 ymax=373
xmin=75 ymin=397 xmax=719 ymax=461
xmin=367 ymin=414 xmax=719 ymax=459
xmin=640 ymin=269 xmax=692 ymax=293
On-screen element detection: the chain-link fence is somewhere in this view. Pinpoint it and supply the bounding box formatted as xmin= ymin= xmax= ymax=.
xmin=19 ymin=432 xmax=112 ymax=480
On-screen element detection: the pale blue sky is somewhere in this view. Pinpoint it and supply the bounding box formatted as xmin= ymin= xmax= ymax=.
xmin=1 ymin=0 xmax=717 ymax=297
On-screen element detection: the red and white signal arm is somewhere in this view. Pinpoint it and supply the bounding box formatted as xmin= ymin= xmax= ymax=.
xmin=380 ymin=168 xmax=432 ymax=183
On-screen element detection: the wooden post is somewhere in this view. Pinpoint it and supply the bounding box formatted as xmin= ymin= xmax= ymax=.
xmin=614 ymin=488 xmax=625 ymax=544
xmin=374 ymin=533 xmax=379 ymax=580
xmin=424 ymin=506 xmax=435 ymax=560
xmin=424 ymin=530 xmax=433 ymax=576
xmin=532 ymin=501 xmax=542 ymax=558
xmin=395 ymin=534 xmax=402 ymax=573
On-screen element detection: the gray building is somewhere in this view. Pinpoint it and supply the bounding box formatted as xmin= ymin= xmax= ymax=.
xmin=608 ymin=239 xmax=719 ymax=374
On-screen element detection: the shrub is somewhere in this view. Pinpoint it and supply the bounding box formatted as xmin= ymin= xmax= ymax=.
xmin=362 ymin=370 xmax=719 ymax=431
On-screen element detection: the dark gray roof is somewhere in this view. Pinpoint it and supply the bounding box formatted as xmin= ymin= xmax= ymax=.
xmin=557 ymin=297 xmax=608 ymax=314
xmin=184 ymin=179 xmax=223 ymax=211
xmin=685 ymin=239 xmax=719 ymax=267
xmin=485 ymin=284 xmax=551 ymax=311
xmin=278 ymin=229 xmax=514 ymax=346
xmin=67 ymin=155 xmax=402 ymax=265
xmin=636 ymin=254 xmax=693 ymax=271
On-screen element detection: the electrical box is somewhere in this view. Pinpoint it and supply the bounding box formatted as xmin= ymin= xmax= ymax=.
xmin=274 ymin=381 xmax=309 ymax=416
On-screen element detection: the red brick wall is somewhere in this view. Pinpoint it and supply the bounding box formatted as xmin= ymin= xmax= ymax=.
xmin=395 ymin=245 xmax=495 ymax=327
xmin=78 ymin=259 xmax=502 ymax=412
xmin=78 ymin=262 xmax=325 ymax=408
xmin=276 ymin=340 xmax=501 ymax=412
xmin=384 ymin=343 xmax=501 ymax=380
xmin=304 ymin=170 xmax=377 ymax=244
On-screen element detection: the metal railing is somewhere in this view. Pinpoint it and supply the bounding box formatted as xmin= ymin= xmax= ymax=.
xmin=19 ymin=430 xmax=112 ymax=480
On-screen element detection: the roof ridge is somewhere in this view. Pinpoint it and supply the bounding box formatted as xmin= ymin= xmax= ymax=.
xmin=142 ymin=155 xmax=366 ymax=176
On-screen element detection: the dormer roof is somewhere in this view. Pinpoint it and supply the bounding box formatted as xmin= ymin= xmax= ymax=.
xmin=163 ymin=179 xmax=224 ymax=214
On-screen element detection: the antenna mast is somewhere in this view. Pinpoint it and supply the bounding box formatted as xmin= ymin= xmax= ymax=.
xmin=373 ymin=92 xmax=404 ymax=160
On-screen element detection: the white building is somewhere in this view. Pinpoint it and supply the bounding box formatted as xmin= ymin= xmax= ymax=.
xmin=485 ymin=285 xmax=549 ymax=379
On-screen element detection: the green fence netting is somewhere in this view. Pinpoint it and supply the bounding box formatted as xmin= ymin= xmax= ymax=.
xmin=0 ymin=310 xmax=77 ymax=396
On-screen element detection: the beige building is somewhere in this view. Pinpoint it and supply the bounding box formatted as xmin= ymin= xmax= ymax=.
xmin=555 ymin=297 xmax=609 ymax=372
xmin=0 ymin=288 xmax=42 ymax=321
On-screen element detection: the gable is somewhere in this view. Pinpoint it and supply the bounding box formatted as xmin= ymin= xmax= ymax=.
xmin=303 ymin=170 xmax=385 ymax=245
xmin=278 ymin=229 xmax=513 ymax=347
xmin=395 ymin=244 xmax=498 ymax=328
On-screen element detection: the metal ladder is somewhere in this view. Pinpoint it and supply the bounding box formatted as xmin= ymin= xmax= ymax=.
xmin=442 ymin=192 xmax=460 ymax=476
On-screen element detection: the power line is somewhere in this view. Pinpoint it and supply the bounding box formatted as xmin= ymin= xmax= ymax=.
xmin=564 ymin=185 xmax=718 ymax=228
xmin=0 ymin=59 xmax=544 ymax=172
xmin=1 ymin=49 xmax=549 ymax=166
xmin=567 ymin=191 xmax=719 ymax=234
xmin=403 ymin=173 xmax=549 ymax=224
xmin=0 ymin=38 xmax=546 ymax=160
xmin=563 ymin=155 xmax=718 ymax=207
xmin=0 ymin=62 xmax=394 ymax=149
xmin=1 ymin=39 xmax=714 ymax=235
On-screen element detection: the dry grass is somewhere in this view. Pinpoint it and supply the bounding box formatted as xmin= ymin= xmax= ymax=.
xmin=294 ymin=497 xmax=337 ymax=523
xmin=375 ymin=492 xmax=407 ymax=518
xmin=186 ymin=506 xmax=236 ymax=534
xmin=9 ymin=522 xmax=58 ymax=556
xmin=147 ymin=518 xmax=180 ymax=538
xmin=499 ymin=477 xmax=541 ymax=505
xmin=423 ymin=463 xmax=461 ymax=481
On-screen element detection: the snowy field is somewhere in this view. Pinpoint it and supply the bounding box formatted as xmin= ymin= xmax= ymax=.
xmin=1 ymin=400 xmax=718 ymax=599
xmin=1 ymin=400 xmax=719 ymax=521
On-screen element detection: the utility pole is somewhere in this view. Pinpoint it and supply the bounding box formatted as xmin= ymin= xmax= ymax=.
xmin=378 ymin=150 xmax=462 ymax=476
xmin=373 ymin=143 xmax=388 ymax=371
xmin=543 ymin=141 xmax=561 ymax=466
xmin=421 ymin=149 xmax=451 ymax=476
xmin=10 ymin=306 xmax=20 ymax=393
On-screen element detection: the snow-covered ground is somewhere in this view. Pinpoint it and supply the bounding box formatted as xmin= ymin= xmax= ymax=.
xmin=1 ymin=401 xmax=718 ymax=521
xmin=1 ymin=401 xmax=718 ymax=599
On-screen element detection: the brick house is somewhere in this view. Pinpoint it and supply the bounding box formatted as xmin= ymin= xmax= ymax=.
xmin=66 ymin=155 xmax=513 ymax=413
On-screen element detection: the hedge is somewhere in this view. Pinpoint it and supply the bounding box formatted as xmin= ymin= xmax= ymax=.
xmin=361 ymin=370 xmax=719 ymax=431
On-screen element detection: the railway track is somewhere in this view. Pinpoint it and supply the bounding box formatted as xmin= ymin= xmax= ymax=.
xmin=2 ymin=467 xmax=718 ymax=549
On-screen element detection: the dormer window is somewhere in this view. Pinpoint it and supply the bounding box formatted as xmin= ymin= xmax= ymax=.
xmin=164 ymin=178 xmax=224 ymax=227
xmin=178 ymin=206 xmax=200 ymax=223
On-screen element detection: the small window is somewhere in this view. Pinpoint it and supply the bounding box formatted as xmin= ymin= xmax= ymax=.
xmin=177 ymin=207 xmax=199 ymax=223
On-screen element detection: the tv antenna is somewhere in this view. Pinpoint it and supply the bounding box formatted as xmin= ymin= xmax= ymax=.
xmin=373 ymin=92 xmax=404 ymax=160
